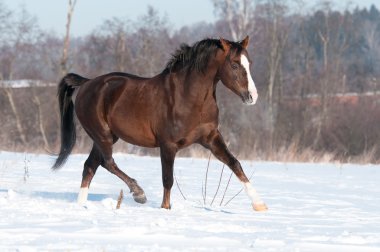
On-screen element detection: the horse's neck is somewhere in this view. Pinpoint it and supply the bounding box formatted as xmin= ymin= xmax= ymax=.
xmin=185 ymin=69 xmax=217 ymax=96
xmin=163 ymin=53 xmax=224 ymax=103
xmin=187 ymin=56 xmax=222 ymax=89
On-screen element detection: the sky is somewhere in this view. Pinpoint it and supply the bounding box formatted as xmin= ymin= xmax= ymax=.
xmin=2 ymin=0 xmax=379 ymax=37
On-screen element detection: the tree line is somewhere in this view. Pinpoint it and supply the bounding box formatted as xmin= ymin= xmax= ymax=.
xmin=1 ymin=0 xmax=380 ymax=163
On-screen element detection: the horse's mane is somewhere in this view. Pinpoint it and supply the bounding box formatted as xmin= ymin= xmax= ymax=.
xmin=164 ymin=38 xmax=243 ymax=74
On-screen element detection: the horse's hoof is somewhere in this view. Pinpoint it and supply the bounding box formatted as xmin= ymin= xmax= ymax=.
xmin=133 ymin=192 xmax=147 ymax=204
xmin=253 ymin=203 xmax=268 ymax=212
xmin=160 ymin=203 xmax=171 ymax=210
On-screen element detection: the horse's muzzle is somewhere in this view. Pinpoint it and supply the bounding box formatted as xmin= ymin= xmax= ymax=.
xmin=242 ymin=91 xmax=258 ymax=105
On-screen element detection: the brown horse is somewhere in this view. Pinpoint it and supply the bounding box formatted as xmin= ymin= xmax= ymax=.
xmin=53 ymin=36 xmax=267 ymax=211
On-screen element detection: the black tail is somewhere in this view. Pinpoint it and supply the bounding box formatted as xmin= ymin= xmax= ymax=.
xmin=52 ymin=73 xmax=89 ymax=170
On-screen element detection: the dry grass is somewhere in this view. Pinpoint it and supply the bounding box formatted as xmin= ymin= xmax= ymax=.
xmin=344 ymin=146 xmax=379 ymax=164
xmin=241 ymin=138 xmax=379 ymax=164
xmin=3 ymin=131 xmax=378 ymax=164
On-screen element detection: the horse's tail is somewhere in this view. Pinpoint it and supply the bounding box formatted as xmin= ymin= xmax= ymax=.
xmin=52 ymin=73 xmax=89 ymax=170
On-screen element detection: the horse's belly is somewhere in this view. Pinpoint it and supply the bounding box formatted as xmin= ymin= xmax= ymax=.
xmin=110 ymin=119 xmax=157 ymax=148
xmin=121 ymin=133 xmax=157 ymax=148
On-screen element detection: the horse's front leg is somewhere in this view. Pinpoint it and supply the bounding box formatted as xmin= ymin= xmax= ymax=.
xmin=201 ymin=129 xmax=267 ymax=211
xmin=159 ymin=143 xmax=177 ymax=209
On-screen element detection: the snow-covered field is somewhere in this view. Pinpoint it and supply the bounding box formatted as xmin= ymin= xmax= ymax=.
xmin=0 ymin=151 xmax=379 ymax=251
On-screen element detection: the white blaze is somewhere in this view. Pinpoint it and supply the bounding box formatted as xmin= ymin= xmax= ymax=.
xmin=240 ymin=55 xmax=258 ymax=104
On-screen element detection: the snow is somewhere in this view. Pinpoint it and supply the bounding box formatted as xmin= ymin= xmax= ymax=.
xmin=0 ymin=80 xmax=55 ymax=88
xmin=0 ymin=151 xmax=379 ymax=251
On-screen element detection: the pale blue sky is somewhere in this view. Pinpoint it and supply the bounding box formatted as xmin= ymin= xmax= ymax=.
xmin=2 ymin=0 xmax=379 ymax=36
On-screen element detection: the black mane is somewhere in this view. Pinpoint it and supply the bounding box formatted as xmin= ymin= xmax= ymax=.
xmin=164 ymin=38 xmax=243 ymax=73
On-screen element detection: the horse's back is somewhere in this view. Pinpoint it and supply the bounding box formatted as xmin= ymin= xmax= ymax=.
xmin=75 ymin=72 xmax=162 ymax=147
xmin=76 ymin=72 xmax=151 ymax=104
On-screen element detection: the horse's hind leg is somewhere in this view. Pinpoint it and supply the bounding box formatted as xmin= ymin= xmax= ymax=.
xmin=78 ymin=145 xmax=102 ymax=204
xmin=96 ymin=138 xmax=147 ymax=204
xmin=78 ymin=109 xmax=146 ymax=204
xmin=102 ymin=155 xmax=147 ymax=204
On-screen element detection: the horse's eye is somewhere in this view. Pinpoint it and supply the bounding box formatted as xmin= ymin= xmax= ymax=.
xmin=231 ymin=63 xmax=239 ymax=69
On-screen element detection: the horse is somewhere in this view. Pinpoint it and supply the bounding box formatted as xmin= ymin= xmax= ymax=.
xmin=52 ymin=36 xmax=268 ymax=211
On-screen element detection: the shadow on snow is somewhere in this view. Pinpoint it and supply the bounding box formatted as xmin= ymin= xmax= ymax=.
xmin=0 ymin=188 xmax=111 ymax=202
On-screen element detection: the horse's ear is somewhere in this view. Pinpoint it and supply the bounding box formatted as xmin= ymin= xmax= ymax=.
xmin=220 ymin=38 xmax=231 ymax=52
xmin=240 ymin=36 xmax=250 ymax=49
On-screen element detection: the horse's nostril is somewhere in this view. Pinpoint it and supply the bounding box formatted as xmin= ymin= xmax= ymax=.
xmin=242 ymin=92 xmax=255 ymax=104
xmin=246 ymin=93 xmax=253 ymax=103
xmin=243 ymin=91 xmax=257 ymax=105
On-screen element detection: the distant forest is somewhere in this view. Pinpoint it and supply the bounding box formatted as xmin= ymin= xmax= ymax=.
xmin=1 ymin=0 xmax=380 ymax=163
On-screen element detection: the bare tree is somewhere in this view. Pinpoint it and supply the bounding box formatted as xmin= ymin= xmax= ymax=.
xmin=313 ymin=1 xmax=350 ymax=147
xmin=32 ymin=89 xmax=50 ymax=149
xmin=133 ymin=6 xmax=171 ymax=76
xmin=60 ymin=0 xmax=77 ymax=76
xmin=0 ymin=1 xmax=12 ymax=44
xmin=98 ymin=17 xmax=131 ymax=72
xmin=314 ymin=13 xmax=329 ymax=146
xmin=2 ymin=87 xmax=26 ymax=144
xmin=0 ymin=7 xmax=40 ymax=145
xmin=260 ymin=0 xmax=289 ymax=152
xmin=362 ymin=19 xmax=380 ymax=93
xmin=212 ymin=0 xmax=256 ymax=40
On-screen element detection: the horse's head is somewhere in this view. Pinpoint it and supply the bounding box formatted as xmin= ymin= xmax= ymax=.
xmin=218 ymin=36 xmax=258 ymax=105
